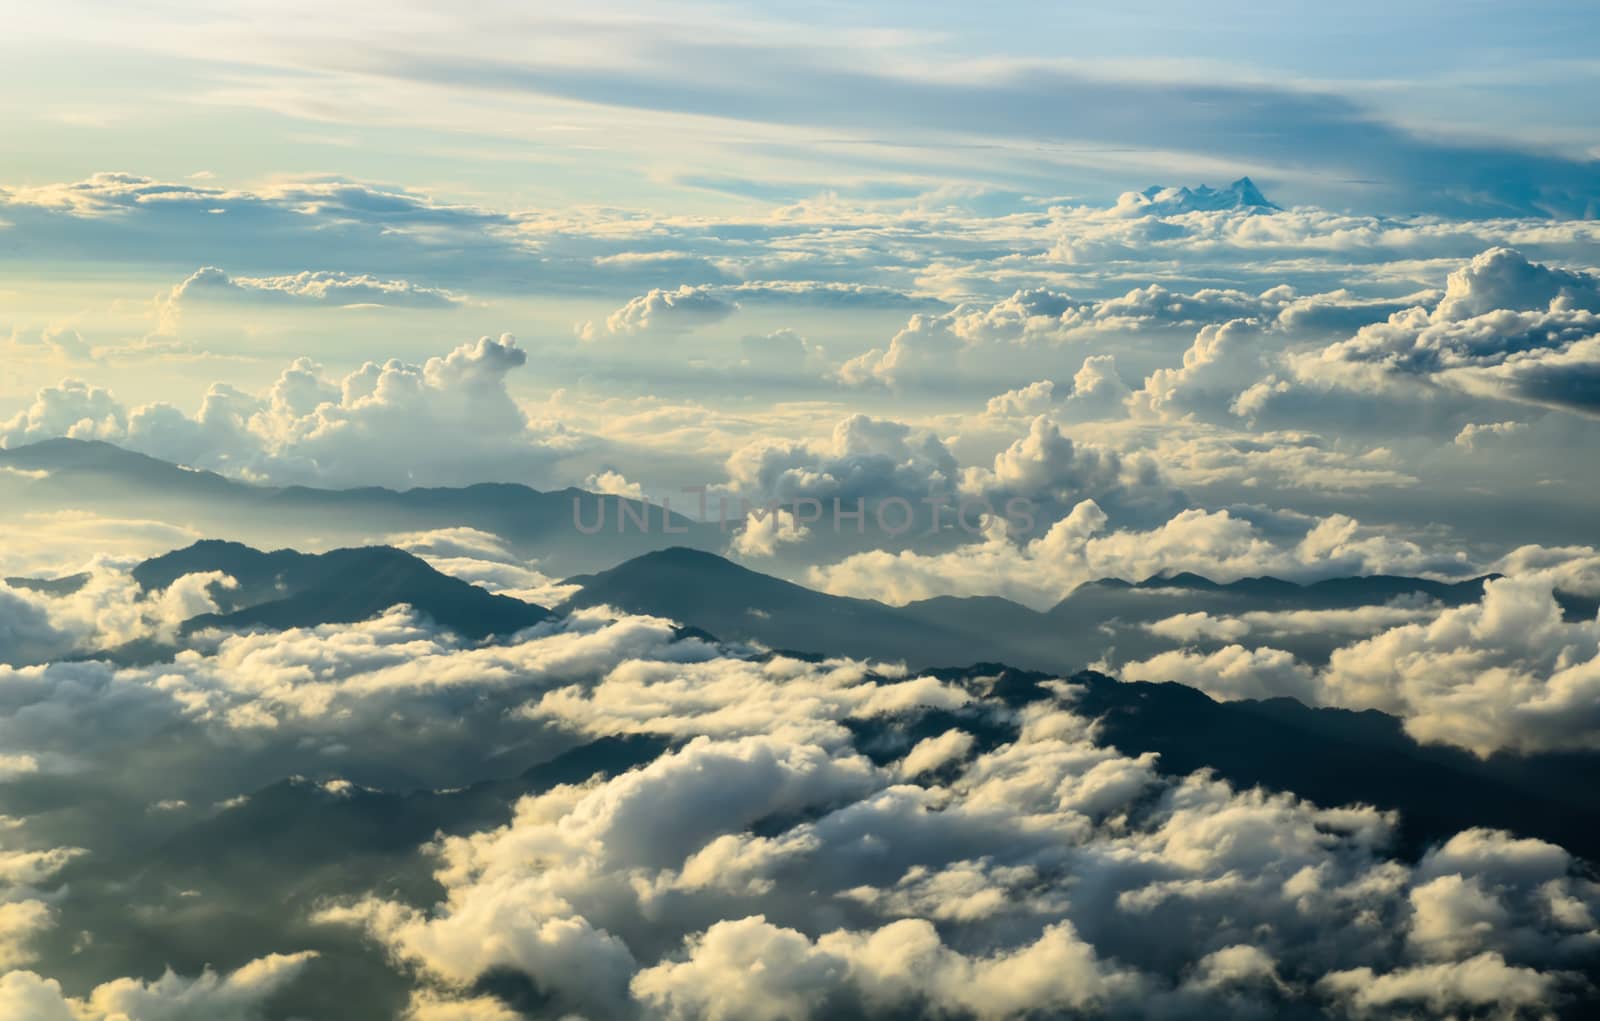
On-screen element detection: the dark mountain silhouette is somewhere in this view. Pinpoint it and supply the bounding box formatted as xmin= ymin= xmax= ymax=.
xmin=4 ymin=572 xmax=90 ymax=596
xmin=1050 ymin=570 xmax=1495 ymax=617
xmin=111 ymin=536 xmax=1514 ymax=675
xmin=1046 ymin=571 xmax=1499 ymax=663
xmin=559 ymin=546 xmax=1042 ymax=667
xmin=0 ymin=438 xmax=719 ymax=574
xmin=561 ymin=547 xmax=1501 ymax=672
xmin=136 ymin=540 xmax=550 ymax=640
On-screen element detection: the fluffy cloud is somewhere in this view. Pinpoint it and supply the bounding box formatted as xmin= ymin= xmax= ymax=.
xmin=164 ymin=265 xmax=462 ymax=314
xmin=2 ymin=336 xmax=578 ymax=487
xmin=1119 ymin=645 xmax=1318 ymax=703
xmin=1276 ymin=248 xmax=1600 ymax=417
xmin=714 ymin=411 xmax=1181 ymax=548
xmin=1111 ymin=552 xmax=1600 ymax=757
xmin=581 ymin=286 xmax=739 ymax=340
xmin=1317 ymin=954 xmax=1568 ymax=1017
xmin=730 ymin=508 xmax=812 ymax=558
xmin=960 ymin=416 xmax=1179 ymax=528
xmin=810 ymin=500 xmax=1472 ymax=609
xmin=0 ymin=839 xmax=82 ymax=971
xmin=1316 ymin=557 xmax=1600 ymax=755
xmin=0 ymin=380 xmax=126 ymax=445
xmin=721 ymin=413 xmax=961 ymax=510
xmin=0 ymin=555 xmax=241 ymax=664
xmin=840 ymin=284 xmax=1330 ymax=391
xmin=318 ymin=659 xmax=1600 ymax=1019
xmin=1143 ymin=602 xmax=1443 ymax=644
xmin=1434 ymin=247 xmax=1600 ymax=322
xmin=983 ymin=360 xmax=1133 ymax=426
xmin=631 ymin=915 xmax=1140 ymax=1021
xmin=1129 ymin=318 xmax=1273 ymax=422
xmin=0 ymin=953 xmax=317 ymax=1021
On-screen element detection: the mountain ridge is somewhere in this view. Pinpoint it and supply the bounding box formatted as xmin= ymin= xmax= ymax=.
xmin=0 ymin=438 xmax=719 ymax=574
xmin=136 ymin=540 xmax=552 ymax=642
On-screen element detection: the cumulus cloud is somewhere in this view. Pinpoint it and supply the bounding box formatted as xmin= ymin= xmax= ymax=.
xmin=730 ymin=508 xmax=812 ymax=558
xmin=840 ymin=283 xmax=1346 ymax=391
xmin=1275 ymin=248 xmax=1600 ymax=417
xmin=2 ymin=335 xmax=578 ymax=488
xmin=7 ymin=154 xmax=1600 ymax=1021
xmin=580 ymin=286 xmax=739 ymax=340
xmin=720 ymin=413 xmax=961 ymax=512
xmin=0 ymin=380 xmax=126 ymax=445
xmin=1112 ymin=552 xmax=1600 ymax=756
xmin=1119 ymin=645 xmax=1318 ymax=703
xmin=163 ymin=265 xmax=463 ymax=316
xmin=0 ymin=838 xmax=82 ymax=971
xmin=809 ymin=500 xmax=1472 ymax=609
xmin=631 ymin=914 xmax=1141 ymax=1021
xmin=1434 ymin=248 xmax=1600 ymax=321
xmin=316 ymin=656 xmax=1600 ymax=1019
xmin=0 ymin=952 xmax=317 ymax=1021
xmin=1455 ymin=420 xmax=1531 ymax=448
xmin=1317 ymin=954 xmax=1570 ymax=1017
xmin=982 ymin=357 xmax=1134 ymax=426
xmin=1315 ymin=557 xmax=1600 ymax=755
xmin=584 ymin=469 xmax=645 ymax=500
xmin=0 ymin=556 xmax=238 ymax=663
xmin=960 ymin=416 xmax=1179 ymax=529
xmin=1143 ymin=601 xmax=1443 ymax=644
xmin=1129 ymin=318 xmax=1274 ymax=422
xmin=712 ymin=410 xmax=1181 ymax=549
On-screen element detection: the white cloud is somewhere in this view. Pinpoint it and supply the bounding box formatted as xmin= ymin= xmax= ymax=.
xmin=1272 ymin=248 xmax=1600 ymax=418
xmin=0 ymin=952 xmax=317 ymax=1021
xmin=164 ymin=266 xmax=462 ymax=318
xmin=384 ymin=527 xmax=579 ymax=607
xmin=580 ymin=285 xmax=738 ymax=341
xmin=317 ymin=670 xmax=1600 ymax=1019
xmin=1120 ymin=645 xmax=1318 ymax=703
xmin=3 ymin=336 xmax=579 ymax=488
xmin=1317 ymin=559 xmax=1600 ymax=755
xmin=731 ymin=508 xmax=812 ymax=558
xmin=809 ymin=500 xmax=1471 ymax=609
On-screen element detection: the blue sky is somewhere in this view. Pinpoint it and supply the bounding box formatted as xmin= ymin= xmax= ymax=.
xmin=4 ymin=1 xmax=1597 ymax=215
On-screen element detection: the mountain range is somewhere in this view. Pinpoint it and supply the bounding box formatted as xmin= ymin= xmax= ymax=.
xmin=563 ymin=546 xmax=1496 ymax=671
xmin=0 ymin=438 xmax=719 ymax=575
xmin=1135 ymin=176 xmax=1280 ymax=213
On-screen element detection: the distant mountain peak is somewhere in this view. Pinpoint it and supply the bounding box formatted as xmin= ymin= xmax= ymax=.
xmin=1126 ymin=176 xmax=1280 ymax=214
